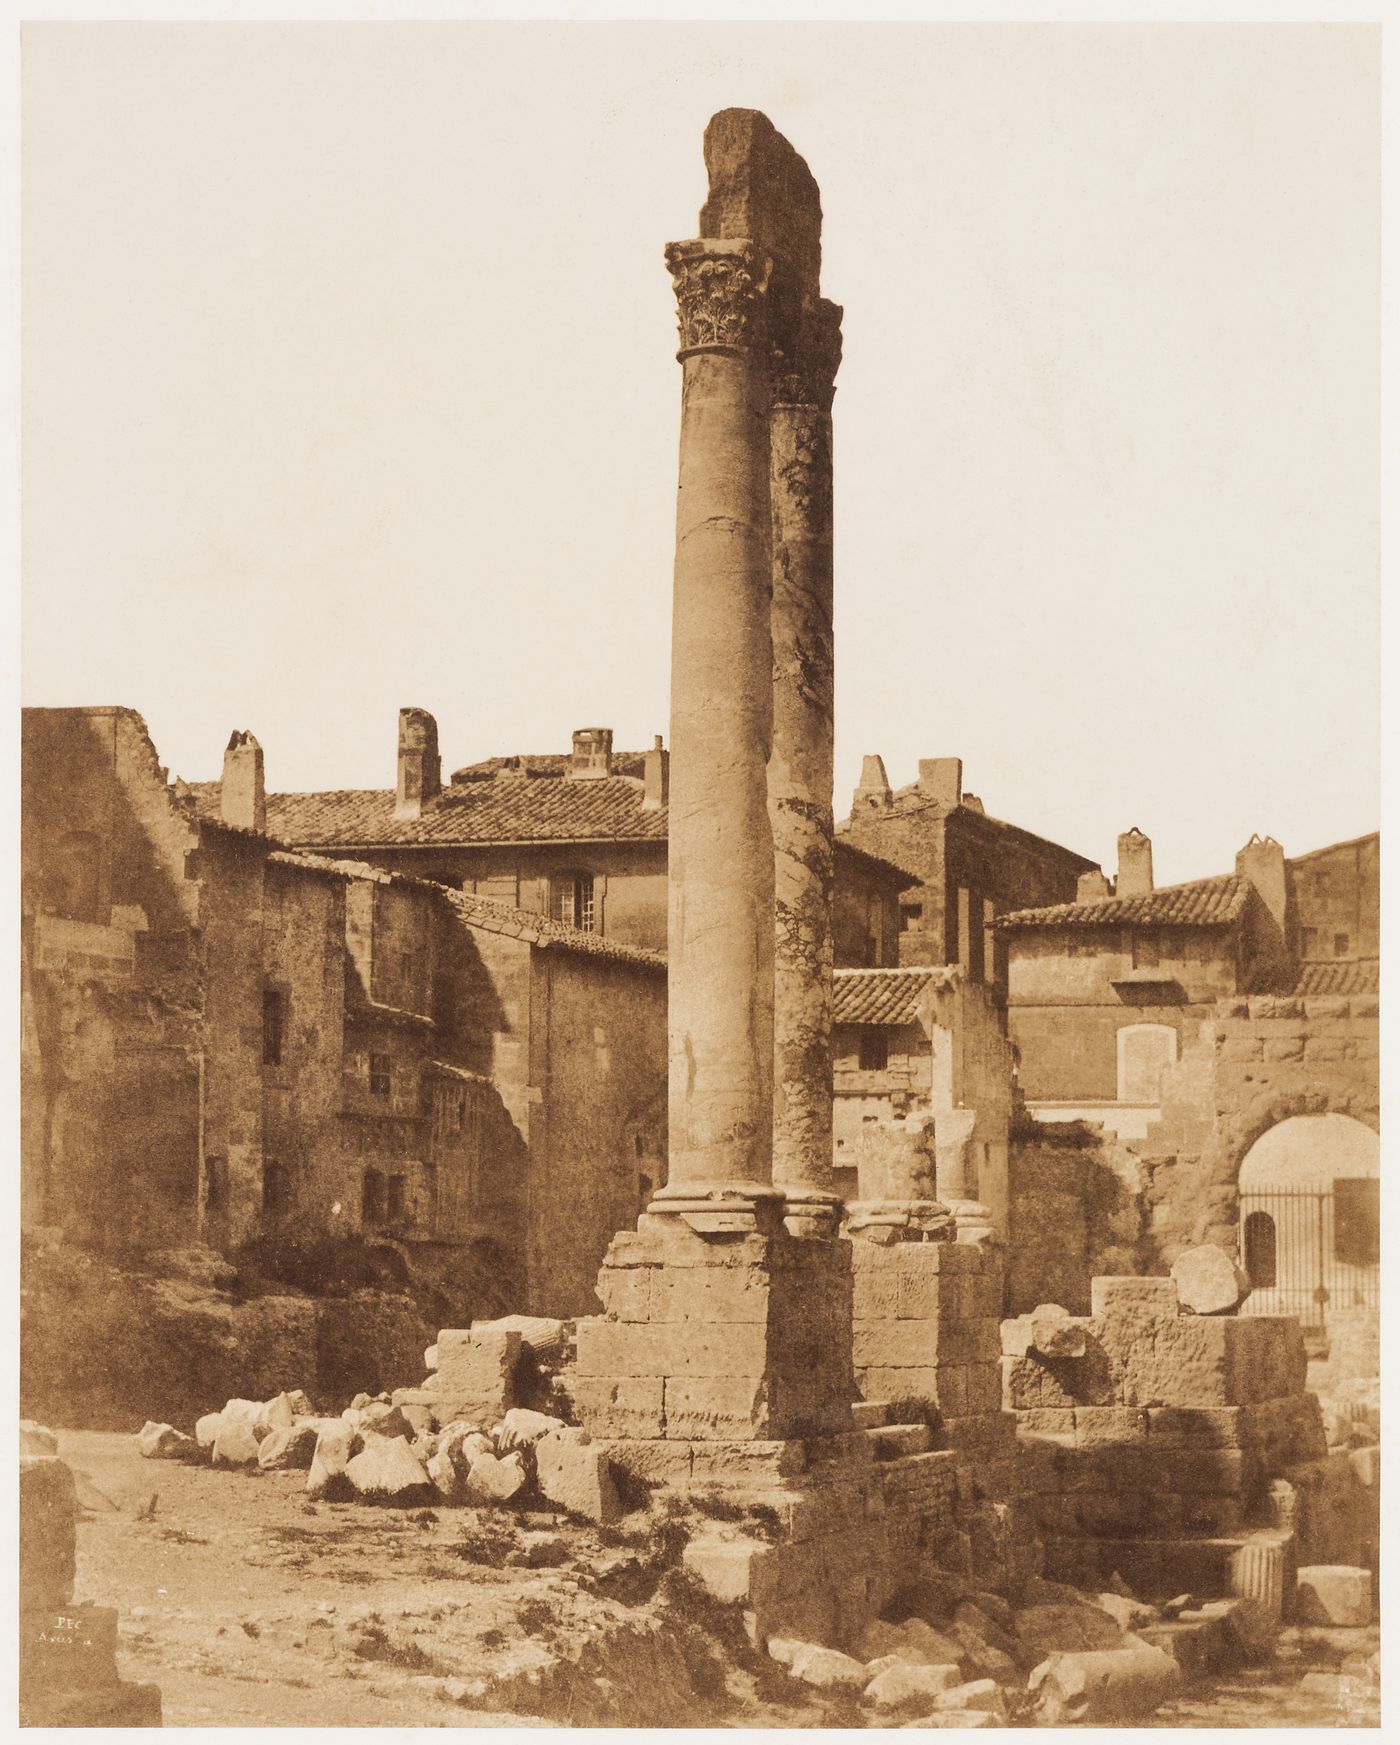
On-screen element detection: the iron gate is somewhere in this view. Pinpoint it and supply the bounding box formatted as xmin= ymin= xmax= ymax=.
xmin=1238 ymin=1183 xmax=1379 ymax=1330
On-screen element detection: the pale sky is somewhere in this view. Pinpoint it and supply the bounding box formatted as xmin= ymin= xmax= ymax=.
xmin=21 ymin=22 xmax=1379 ymax=887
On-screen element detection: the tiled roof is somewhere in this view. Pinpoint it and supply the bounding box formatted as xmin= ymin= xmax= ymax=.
xmin=185 ymin=776 xmax=668 ymax=847
xmin=833 ymin=967 xmax=956 ymax=1025
xmin=997 ymin=873 xmax=1250 ymax=931
xmin=1294 ymin=960 xmax=1379 ymax=997
xmin=268 ymin=850 xmax=665 ymax=971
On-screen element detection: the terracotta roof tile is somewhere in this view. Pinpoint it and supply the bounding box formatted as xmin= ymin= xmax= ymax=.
xmin=1294 ymin=961 xmax=1379 ymax=997
xmin=833 ymin=967 xmax=956 ymax=1025
xmin=998 ymin=873 xmax=1249 ymax=931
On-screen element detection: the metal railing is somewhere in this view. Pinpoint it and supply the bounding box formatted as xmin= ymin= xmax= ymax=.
xmin=1238 ymin=1185 xmax=1379 ymax=1330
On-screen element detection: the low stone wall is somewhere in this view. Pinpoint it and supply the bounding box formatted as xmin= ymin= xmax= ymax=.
xmin=1006 ymin=1124 xmax=1146 ymax=1315
xmin=1005 ymin=1275 xmax=1342 ymax=1600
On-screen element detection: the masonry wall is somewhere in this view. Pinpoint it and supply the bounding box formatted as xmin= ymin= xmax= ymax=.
xmin=1006 ymin=1124 xmax=1147 ymax=1315
xmin=526 ymin=950 xmax=667 ymax=1317
xmin=1289 ymin=835 xmax=1379 ymax=968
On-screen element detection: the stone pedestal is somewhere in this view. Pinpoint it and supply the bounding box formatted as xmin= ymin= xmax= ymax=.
xmin=576 ymin=1217 xmax=855 ymax=1448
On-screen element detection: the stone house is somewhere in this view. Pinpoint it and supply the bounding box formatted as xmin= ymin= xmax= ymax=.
xmin=21 ymin=707 xmax=666 ymax=1318
xmin=996 ymin=827 xmax=1379 ymax=1345
xmin=831 ymin=965 xmax=1016 ymax=1233
xmin=184 ymin=709 xmax=916 ymax=967
xmin=840 ymin=753 xmax=1096 ymax=986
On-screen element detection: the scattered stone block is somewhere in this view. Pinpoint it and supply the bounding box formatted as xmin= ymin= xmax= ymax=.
xmin=1014 ymin=1603 xmax=1124 ymax=1657
xmin=1029 ymin=1644 xmax=1182 ymax=1724
xmin=356 ymin=1403 xmax=413 ymax=1440
xmin=136 ymin=1422 xmax=195 ymax=1461
xmin=864 ymin=1660 xmax=962 ymax=1712
xmin=1093 ymin=1592 xmax=1157 ymax=1632
xmin=1294 ymin=1566 xmax=1373 ymax=1627
xmin=1171 ymin=1245 xmax=1251 ymax=1316
xmin=1349 ymin=1445 xmax=1379 ymax=1488
xmin=257 ymin=1424 xmax=320 ymax=1471
xmin=20 ymin=1455 xmax=77 ymax=1614
xmin=345 ymin=1431 xmax=432 ymax=1502
xmin=465 ymin=1451 xmax=527 ymax=1505
xmin=20 ymin=1422 xmax=58 ymax=1458
xmin=1090 ymin=1277 xmax=1179 ymax=1319
xmin=860 ymin=1617 xmax=965 ymax=1669
xmin=934 ymin=1677 xmax=1006 ymax=1716
xmin=306 ymin=1421 xmax=362 ymax=1499
xmin=534 ymin=1432 xmax=620 ymax=1523
xmin=496 ymin=1408 xmax=567 ymax=1452
xmin=434 ymin=1328 xmax=522 ymax=1426
xmin=221 ymin=1398 xmax=273 ymax=1429
xmin=471 ymin=1314 xmax=567 ymax=1358
xmin=211 ymin=1418 xmax=265 ymax=1468
xmin=194 ymin=1412 xmax=224 ymax=1452
xmin=424 ymin=1344 xmax=439 ymax=1372
xmin=788 ymin=1644 xmax=869 ymax=1692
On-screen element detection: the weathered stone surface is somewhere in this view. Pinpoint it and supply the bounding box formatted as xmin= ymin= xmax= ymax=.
xmin=306 ymin=1420 xmax=362 ymax=1499
xmin=20 ymin=1456 xmax=77 ymax=1614
xmin=20 ymin=1421 xmax=59 ymax=1458
xmin=1090 ymin=1277 xmax=1179 ymax=1320
xmin=465 ymin=1450 xmax=527 ymax=1505
xmin=864 ymin=1661 xmax=962 ymax=1712
xmin=434 ymin=1328 xmax=522 ymax=1425
xmin=345 ymin=1431 xmax=431 ymax=1502
xmin=194 ymin=1412 xmax=225 ymax=1451
xmin=356 ymin=1402 xmax=413 ymax=1441
xmin=257 ymin=1423 xmax=320 ymax=1470
xmin=859 ymin=1617 xmax=966 ymax=1670
xmin=788 ymin=1645 xmax=868 ymax=1692
xmin=496 ymin=1408 xmax=567 ymax=1452
xmin=933 ymin=1677 xmax=1006 ymax=1716
xmin=426 ymin=1435 xmax=472 ymax=1504
xmin=137 ymin=1421 xmax=195 ymax=1460
xmin=471 ymin=1314 xmax=567 ymax=1358
xmin=1014 ymin=1603 xmax=1124 ymax=1657
xmin=423 ymin=1343 xmax=439 ymax=1371
xmin=211 ymin=1418 xmax=265 ymax=1467
xmin=1030 ymin=1644 xmax=1181 ymax=1724
xmin=1171 ymin=1245 xmax=1251 ymax=1315
xmin=1294 ymin=1565 xmax=1373 ymax=1626
xmin=534 ymin=1431 xmax=621 ymax=1524
xmin=1093 ymin=1592 xmax=1158 ymax=1632
xmin=221 ymin=1398 xmax=273 ymax=1428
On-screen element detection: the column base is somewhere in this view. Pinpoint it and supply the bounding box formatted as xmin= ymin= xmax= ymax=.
xmin=776 ymin=1184 xmax=845 ymax=1239
xmin=644 ymin=1181 xmax=787 ymax=1235
xmin=844 ymin=1199 xmax=954 ymax=1245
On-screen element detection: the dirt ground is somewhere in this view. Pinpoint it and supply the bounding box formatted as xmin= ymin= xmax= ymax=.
xmin=59 ymin=1429 xmax=1380 ymax=1730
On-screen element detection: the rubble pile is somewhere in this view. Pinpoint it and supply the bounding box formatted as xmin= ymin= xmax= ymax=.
xmin=137 ymin=1315 xmax=621 ymax=1526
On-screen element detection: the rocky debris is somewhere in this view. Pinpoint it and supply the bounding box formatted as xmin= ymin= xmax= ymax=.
xmin=1170 ymin=1244 xmax=1251 ymax=1315
xmin=344 ymin=1431 xmax=432 ymax=1502
xmin=136 ymin=1421 xmax=196 ymax=1460
xmin=211 ymin=1417 xmax=268 ymax=1468
xmin=1030 ymin=1643 xmax=1182 ymax=1724
xmin=504 ymin=1531 xmax=570 ymax=1569
xmin=20 ymin=1421 xmax=58 ymax=1458
xmin=472 ymin=1314 xmax=567 ymax=1359
xmin=222 ymin=1398 xmax=275 ymax=1429
xmin=859 ymin=1617 xmax=965 ymax=1669
xmin=423 ymin=1343 xmax=439 ymax=1371
xmin=934 ymin=1677 xmax=1006 ymax=1717
xmin=1294 ymin=1566 xmax=1373 ymax=1627
xmin=465 ymin=1451 xmax=527 ymax=1504
xmin=1093 ymin=1590 xmax=1158 ymax=1632
xmin=864 ymin=1660 xmax=962 ymax=1712
xmin=534 ymin=1430 xmax=621 ymax=1525
xmin=1013 ymin=1602 xmax=1125 ymax=1658
xmin=1161 ymin=1594 xmax=1197 ymax=1620
xmin=389 ymin=1390 xmax=436 ymax=1439
xmin=778 ymin=1643 xmax=870 ymax=1693
xmin=194 ymin=1412 xmax=225 ymax=1451
xmin=307 ymin=1420 xmax=362 ymax=1500
xmin=426 ymin=1423 xmax=476 ymax=1504
xmin=497 ymin=1408 xmax=567 ymax=1452
xmin=256 ymin=1423 xmax=320 ymax=1471
xmin=1001 ymin=1303 xmax=1087 ymax=1360
xmin=353 ymin=1402 xmax=414 ymax=1440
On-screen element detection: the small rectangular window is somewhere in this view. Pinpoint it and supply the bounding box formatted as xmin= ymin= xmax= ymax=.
xmin=262 ymin=989 xmax=285 ymax=1066
xmin=369 ymin=1053 xmax=392 ymax=1097
xmin=1334 ymin=933 xmax=1351 ymax=958
xmin=262 ymin=1159 xmax=290 ymax=1215
xmin=858 ymin=1029 xmax=889 ymax=1073
xmin=386 ymin=1174 xmax=407 ymax=1221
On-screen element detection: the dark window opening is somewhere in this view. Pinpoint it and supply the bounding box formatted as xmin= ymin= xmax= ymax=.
xmin=369 ymin=1053 xmax=392 ymax=1097
xmin=1334 ymin=933 xmax=1351 ymax=959
xmin=262 ymin=1159 xmax=291 ymax=1216
xmin=362 ymin=1168 xmax=385 ymax=1224
xmin=203 ymin=1154 xmax=226 ymax=1214
xmin=858 ymin=1029 xmax=889 ymax=1073
xmin=262 ymin=989 xmax=285 ymax=1066
xmin=901 ymin=903 xmax=923 ymax=932
xmin=1334 ymin=1177 xmax=1379 ymax=1269
xmin=1242 ymin=1211 xmax=1277 ymax=1289
xmin=386 ymin=1174 xmax=407 ymax=1222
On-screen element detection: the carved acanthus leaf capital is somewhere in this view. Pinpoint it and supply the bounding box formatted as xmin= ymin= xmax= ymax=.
xmin=665 ymin=239 xmax=769 ymax=355
xmin=770 ymin=297 xmax=843 ymax=411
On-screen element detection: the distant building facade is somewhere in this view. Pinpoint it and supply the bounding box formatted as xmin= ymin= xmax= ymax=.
xmin=840 ymin=754 xmax=1096 ymax=985
xmin=22 ymin=707 xmax=666 ymax=1318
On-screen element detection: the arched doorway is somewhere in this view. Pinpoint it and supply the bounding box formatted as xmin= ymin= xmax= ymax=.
xmin=1237 ymin=1113 xmax=1379 ymax=1328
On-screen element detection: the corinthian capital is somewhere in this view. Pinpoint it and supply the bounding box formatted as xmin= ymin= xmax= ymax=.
xmin=664 ymin=239 xmax=769 ymax=355
xmin=770 ymin=298 xmax=843 ymax=412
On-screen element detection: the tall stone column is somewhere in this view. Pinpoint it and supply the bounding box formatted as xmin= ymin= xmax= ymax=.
xmin=769 ymin=300 xmax=844 ymax=1236
xmin=649 ymin=236 xmax=782 ymax=1232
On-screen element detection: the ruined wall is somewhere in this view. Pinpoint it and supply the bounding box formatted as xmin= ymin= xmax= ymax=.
xmin=527 ymin=950 xmax=667 ymax=1317
xmin=1006 ymin=1123 xmax=1147 ymax=1315
xmin=1289 ymin=834 xmax=1379 ymax=969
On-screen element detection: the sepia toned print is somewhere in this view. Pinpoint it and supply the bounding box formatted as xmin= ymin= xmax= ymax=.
xmin=20 ymin=55 xmax=1378 ymax=1733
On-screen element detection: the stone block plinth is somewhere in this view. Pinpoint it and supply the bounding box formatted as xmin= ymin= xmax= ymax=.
xmin=576 ymin=1217 xmax=855 ymax=1443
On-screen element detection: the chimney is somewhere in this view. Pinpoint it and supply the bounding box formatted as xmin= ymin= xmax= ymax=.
xmin=1236 ymin=834 xmax=1291 ymax=991
xmin=1077 ymin=868 xmax=1111 ymax=903
xmin=221 ymin=730 xmax=266 ymax=832
xmin=852 ymin=754 xmax=892 ymax=813
xmin=395 ymin=707 xmax=441 ymax=821
xmin=569 ymin=727 xmax=613 ymax=780
xmin=917 ymin=756 xmax=962 ymax=808
xmin=643 ymin=734 xmax=670 ymax=809
xmin=1116 ymin=828 xmax=1154 ymax=897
